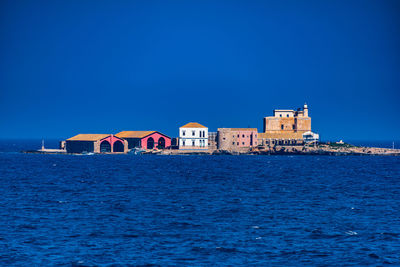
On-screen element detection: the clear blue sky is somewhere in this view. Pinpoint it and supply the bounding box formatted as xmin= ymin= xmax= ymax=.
xmin=1 ymin=0 xmax=399 ymax=141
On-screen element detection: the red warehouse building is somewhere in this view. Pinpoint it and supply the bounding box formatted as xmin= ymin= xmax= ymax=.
xmin=115 ymin=131 xmax=171 ymax=150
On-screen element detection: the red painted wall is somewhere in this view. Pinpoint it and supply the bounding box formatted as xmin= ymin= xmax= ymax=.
xmin=100 ymin=135 xmax=125 ymax=146
xmin=141 ymin=132 xmax=171 ymax=149
xmin=99 ymin=135 xmax=127 ymax=152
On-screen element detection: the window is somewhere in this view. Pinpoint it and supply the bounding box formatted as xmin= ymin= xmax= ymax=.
xmin=237 ymin=134 xmax=239 ymax=137
xmin=287 ymin=114 xmax=289 ymax=117
xmin=203 ymin=131 xmax=205 ymax=137
xmin=182 ymin=130 xmax=186 ymax=136
xmin=192 ymin=131 xmax=195 ymax=136
xmin=242 ymin=134 xmax=245 ymax=138
xmin=255 ymin=134 xmax=257 ymax=138
xmin=242 ymin=142 xmax=245 ymax=145
xmin=280 ymin=114 xmax=282 ymax=117
xmin=237 ymin=142 xmax=239 ymax=145
xmin=182 ymin=141 xmax=185 ymax=146
xmin=192 ymin=140 xmax=195 ymax=146
xmin=223 ymin=137 xmax=226 ymax=140
xmin=232 ymin=142 xmax=235 ymax=145
xmin=292 ymin=125 xmax=295 ymax=130
xmin=281 ymin=125 xmax=284 ymax=130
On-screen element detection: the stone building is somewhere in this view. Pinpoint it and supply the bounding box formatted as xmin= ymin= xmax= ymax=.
xmin=208 ymin=132 xmax=218 ymax=151
xmin=217 ymin=128 xmax=258 ymax=151
xmin=259 ymin=104 xmax=317 ymax=146
xmin=65 ymin=134 xmax=128 ymax=154
xmin=179 ymin=122 xmax=208 ymax=150
xmin=263 ymin=104 xmax=311 ymax=134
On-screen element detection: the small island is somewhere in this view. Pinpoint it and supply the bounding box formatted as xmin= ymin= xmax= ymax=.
xmin=25 ymin=104 xmax=399 ymax=156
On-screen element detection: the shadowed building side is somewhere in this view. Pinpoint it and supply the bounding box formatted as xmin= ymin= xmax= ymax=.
xmin=65 ymin=134 xmax=128 ymax=153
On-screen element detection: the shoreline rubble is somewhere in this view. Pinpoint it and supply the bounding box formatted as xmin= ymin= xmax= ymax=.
xmin=21 ymin=144 xmax=400 ymax=156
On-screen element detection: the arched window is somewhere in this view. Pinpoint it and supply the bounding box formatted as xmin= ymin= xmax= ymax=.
xmin=158 ymin=137 xmax=165 ymax=149
xmin=100 ymin=140 xmax=111 ymax=153
xmin=147 ymin=137 xmax=154 ymax=149
xmin=113 ymin=140 xmax=124 ymax=152
xmin=281 ymin=125 xmax=284 ymax=130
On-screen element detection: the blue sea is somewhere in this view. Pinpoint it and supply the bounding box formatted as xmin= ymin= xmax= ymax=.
xmin=0 ymin=140 xmax=400 ymax=266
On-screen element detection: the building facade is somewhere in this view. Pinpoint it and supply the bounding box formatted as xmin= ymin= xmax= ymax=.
xmin=303 ymin=131 xmax=320 ymax=143
xmin=263 ymin=104 xmax=311 ymax=134
xmin=217 ymin=128 xmax=258 ymax=151
xmin=179 ymin=122 xmax=208 ymax=150
xmin=66 ymin=134 xmax=128 ymax=154
xmin=208 ymin=132 xmax=218 ymax=151
xmin=115 ymin=131 xmax=171 ymax=150
xmin=259 ymin=104 xmax=316 ymax=146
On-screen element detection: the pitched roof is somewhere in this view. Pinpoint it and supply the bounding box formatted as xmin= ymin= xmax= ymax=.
xmin=67 ymin=134 xmax=110 ymax=141
xmin=115 ymin=131 xmax=156 ymax=138
xmin=180 ymin=122 xmax=207 ymax=128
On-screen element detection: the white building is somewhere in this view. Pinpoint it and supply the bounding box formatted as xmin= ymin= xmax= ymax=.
xmin=179 ymin=122 xmax=208 ymax=150
xmin=303 ymin=131 xmax=319 ymax=143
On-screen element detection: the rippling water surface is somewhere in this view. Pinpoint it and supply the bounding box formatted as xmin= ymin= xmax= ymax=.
xmin=0 ymin=152 xmax=399 ymax=266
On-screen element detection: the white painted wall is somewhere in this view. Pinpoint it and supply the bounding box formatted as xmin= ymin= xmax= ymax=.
xmin=179 ymin=127 xmax=208 ymax=149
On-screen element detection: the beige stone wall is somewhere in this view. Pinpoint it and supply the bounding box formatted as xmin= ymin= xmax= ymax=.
xmin=217 ymin=128 xmax=258 ymax=151
xmin=94 ymin=141 xmax=101 ymax=153
xmin=263 ymin=117 xmax=311 ymax=133
xmin=296 ymin=117 xmax=311 ymax=132
xmin=123 ymin=139 xmax=129 ymax=153
xmin=208 ymin=132 xmax=218 ymax=150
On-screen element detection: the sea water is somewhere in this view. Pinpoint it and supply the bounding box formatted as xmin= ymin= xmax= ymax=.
xmin=0 ymin=142 xmax=399 ymax=265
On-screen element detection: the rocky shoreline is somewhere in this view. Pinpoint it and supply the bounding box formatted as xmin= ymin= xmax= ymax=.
xmin=22 ymin=144 xmax=400 ymax=156
xmin=156 ymin=144 xmax=400 ymax=156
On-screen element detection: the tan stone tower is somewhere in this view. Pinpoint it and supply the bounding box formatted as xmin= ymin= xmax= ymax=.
xmin=262 ymin=104 xmax=311 ymax=135
xmin=303 ymin=103 xmax=308 ymax=117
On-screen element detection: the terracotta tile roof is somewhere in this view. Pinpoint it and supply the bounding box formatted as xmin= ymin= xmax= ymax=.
xmin=115 ymin=131 xmax=156 ymax=138
xmin=67 ymin=134 xmax=110 ymax=141
xmin=258 ymin=132 xmax=304 ymax=139
xmin=180 ymin=122 xmax=207 ymax=128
